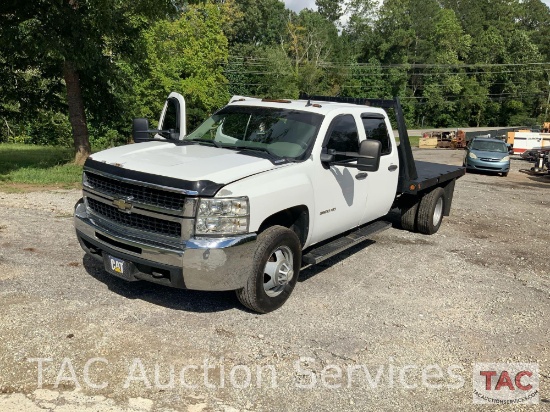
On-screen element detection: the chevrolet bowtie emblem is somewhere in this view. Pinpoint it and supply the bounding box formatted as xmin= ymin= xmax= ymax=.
xmin=113 ymin=197 xmax=133 ymax=212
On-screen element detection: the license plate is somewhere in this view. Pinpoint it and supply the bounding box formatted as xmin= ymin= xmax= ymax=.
xmin=104 ymin=255 xmax=134 ymax=281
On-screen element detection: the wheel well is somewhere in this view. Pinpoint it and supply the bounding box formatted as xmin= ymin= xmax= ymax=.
xmin=258 ymin=206 xmax=309 ymax=247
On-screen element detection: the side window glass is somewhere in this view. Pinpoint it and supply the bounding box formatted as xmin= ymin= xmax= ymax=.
xmin=326 ymin=115 xmax=359 ymax=161
xmin=362 ymin=117 xmax=391 ymax=155
xmin=161 ymin=98 xmax=179 ymax=132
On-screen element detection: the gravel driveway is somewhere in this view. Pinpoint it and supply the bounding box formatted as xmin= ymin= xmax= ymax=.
xmin=0 ymin=149 xmax=548 ymax=411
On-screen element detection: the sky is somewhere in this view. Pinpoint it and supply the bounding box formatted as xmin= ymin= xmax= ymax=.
xmin=283 ymin=0 xmax=550 ymax=13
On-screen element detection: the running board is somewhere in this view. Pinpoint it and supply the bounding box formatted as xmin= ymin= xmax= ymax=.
xmin=302 ymin=221 xmax=391 ymax=266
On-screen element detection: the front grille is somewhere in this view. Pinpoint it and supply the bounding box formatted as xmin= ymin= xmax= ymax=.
xmin=87 ymin=198 xmax=181 ymax=237
xmin=85 ymin=172 xmax=185 ymax=211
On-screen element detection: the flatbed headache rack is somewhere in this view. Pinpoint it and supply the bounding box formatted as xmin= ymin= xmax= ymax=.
xmin=300 ymin=94 xmax=465 ymax=195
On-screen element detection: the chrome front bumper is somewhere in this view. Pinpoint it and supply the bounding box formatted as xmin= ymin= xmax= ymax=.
xmin=74 ymin=200 xmax=257 ymax=291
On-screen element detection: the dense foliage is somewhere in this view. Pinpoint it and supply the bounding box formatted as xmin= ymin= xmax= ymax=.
xmin=1 ymin=0 xmax=549 ymax=159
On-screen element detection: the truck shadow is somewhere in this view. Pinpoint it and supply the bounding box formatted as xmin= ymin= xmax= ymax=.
xmin=82 ymin=254 xmax=240 ymax=313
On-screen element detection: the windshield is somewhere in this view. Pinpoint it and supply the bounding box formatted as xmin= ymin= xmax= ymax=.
xmin=184 ymin=106 xmax=324 ymax=159
xmin=471 ymin=140 xmax=508 ymax=153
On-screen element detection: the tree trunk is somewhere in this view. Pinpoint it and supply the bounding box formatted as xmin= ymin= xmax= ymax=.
xmin=63 ymin=60 xmax=91 ymax=165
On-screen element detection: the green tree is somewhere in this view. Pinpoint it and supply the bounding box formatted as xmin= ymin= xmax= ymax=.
xmin=284 ymin=10 xmax=340 ymax=95
xmin=258 ymin=47 xmax=299 ymax=98
xmin=138 ymin=3 xmax=231 ymax=130
xmin=340 ymin=58 xmax=390 ymax=98
xmin=520 ymin=0 xmax=550 ymax=60
xmin=316 ymin=0 xmax=344 ymax=23
xmin=0 ymin=0 xmax=177 ymax=163
xmin=230 ymin=0 xmax=289 ymax=46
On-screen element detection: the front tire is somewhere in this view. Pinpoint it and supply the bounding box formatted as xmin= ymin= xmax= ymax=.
xmin=236 ymin=226 xmax=301 ymax=313
xmin=416 ymin=187 xmax=445 ymax=235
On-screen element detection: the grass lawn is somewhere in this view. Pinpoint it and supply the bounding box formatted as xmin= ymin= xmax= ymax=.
xmin=395 ymin=136 xmax=421 ymax=147
xmin=408 ymin=136 xmax=421 ymax=147
xmin=0 ymin=144 xmax=82 ymax=191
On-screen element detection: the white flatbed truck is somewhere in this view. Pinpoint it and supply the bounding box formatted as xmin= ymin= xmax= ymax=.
xmin=74 ymin=94 xmax=465 ymax=313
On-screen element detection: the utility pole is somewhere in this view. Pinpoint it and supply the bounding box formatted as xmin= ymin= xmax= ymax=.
xmin=546 ymin=80 xmax=550 ymax=122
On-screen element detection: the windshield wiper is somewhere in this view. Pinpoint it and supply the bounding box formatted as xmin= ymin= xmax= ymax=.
xmin=220 ymin=144 xmax=295 ymax=164
xmin=234 ymin=145 xmax=293 ymax=162
xmin=188 ymin=139 xmax=223 ymax=148
xmin=234 ymin=145 xmax=272 ymax=154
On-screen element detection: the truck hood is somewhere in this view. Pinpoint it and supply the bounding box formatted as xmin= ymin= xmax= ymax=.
xmin=88 ymin=141 xmax=281 ymax=184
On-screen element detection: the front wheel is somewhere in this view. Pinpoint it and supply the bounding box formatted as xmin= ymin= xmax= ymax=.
xmin=236 ymin=226 xmax=301 ymax=313
xmin=416 ymin=187 xmax=445 ymax=235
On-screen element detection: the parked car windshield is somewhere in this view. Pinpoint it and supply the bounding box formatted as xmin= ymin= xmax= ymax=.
xmin=184 ymin=106 xmax=324 ymax=159
xmin=471 ymin=140 xmax=508 ymax=153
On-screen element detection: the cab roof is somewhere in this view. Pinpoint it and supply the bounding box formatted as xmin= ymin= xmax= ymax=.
xmin=227 ymin=96 xmax=388 ymax=116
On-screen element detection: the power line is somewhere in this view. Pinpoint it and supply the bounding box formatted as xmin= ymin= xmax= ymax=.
xmin=226 ymin=56 xmax=550 ymax=70
xmin=225 ymin=69 xmax=546 ymax=77
xmin=227 ymin=56 xmax=550 ymax=107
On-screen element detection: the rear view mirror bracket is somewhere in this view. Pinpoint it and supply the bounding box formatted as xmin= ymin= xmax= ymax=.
xmin=133 ymin=118 xmax=176 ymax=143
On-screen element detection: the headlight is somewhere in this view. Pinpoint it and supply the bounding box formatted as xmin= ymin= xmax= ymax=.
xmin=195 ymin=197 xmax=249 ymax=235
xmin=469 ymin=152 xmax=478 ymax=159
xmin=500 ymin=156 xmax=510 ymax=162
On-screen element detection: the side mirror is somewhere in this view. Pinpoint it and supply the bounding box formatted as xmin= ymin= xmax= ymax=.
xmin=133 ymin=118 xmax=152 ymax=143
xmin=357 ymin=140 xmax=381 ymax=172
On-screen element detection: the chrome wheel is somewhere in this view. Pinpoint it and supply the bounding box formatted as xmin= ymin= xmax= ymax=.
xmin=263 ymin=246 xmax=294 ymax=297
xmin=433 ymin=197 xmax=443 ymax=227
xmin=236 ymin=226 xmax=301 ymax=313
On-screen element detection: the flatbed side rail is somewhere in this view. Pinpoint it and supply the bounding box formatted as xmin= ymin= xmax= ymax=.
xmin=300 ymin=94 xmax=418 ymax=190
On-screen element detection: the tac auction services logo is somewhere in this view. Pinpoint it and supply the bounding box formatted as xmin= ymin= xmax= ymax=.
xmin=473 ymin=363 xmax=539 ymax=405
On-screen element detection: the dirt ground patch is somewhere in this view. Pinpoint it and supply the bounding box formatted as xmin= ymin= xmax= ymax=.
xmin=0 ymin=150 xmax=548 ymax=411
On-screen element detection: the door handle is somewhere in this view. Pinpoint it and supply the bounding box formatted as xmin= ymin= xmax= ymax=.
xmin=355 ymin=172 xmax=368 ymax=180
xmin=388 ymin=165 xmax=398 ymax=172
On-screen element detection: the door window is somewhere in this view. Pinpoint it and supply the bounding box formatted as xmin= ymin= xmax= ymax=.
xmin=362 ymin=116 xmax=392 ymax=155
xmin=326 ymin=115 xmax=359 ymax=161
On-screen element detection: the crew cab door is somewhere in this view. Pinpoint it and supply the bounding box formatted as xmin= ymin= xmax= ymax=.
xmin=311 ymin=114 xmax=369 ymax=243
xmin=158 ymin=92 xmax=187 ymax=139
xmin=359 ymin=114 xmax=399 ymax=224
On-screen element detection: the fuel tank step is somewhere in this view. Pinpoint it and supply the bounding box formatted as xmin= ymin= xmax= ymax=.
xmin=302 ymin=220 xmax=392 ymax=266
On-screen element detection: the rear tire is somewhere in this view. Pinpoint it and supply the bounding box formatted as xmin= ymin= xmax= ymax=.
xmin=236 ymin=226 xmax=301 ymax=313
xmin=400 ymin=196 xmax=419 ymax=232
xmin=416 ymin=188 xmax=445 ymax=235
